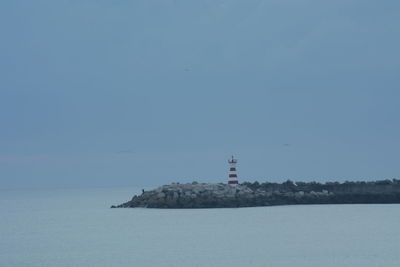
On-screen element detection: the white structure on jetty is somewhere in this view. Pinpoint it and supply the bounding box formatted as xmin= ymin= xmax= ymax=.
xmin=228 ymin=156 xmax=239 ymax=185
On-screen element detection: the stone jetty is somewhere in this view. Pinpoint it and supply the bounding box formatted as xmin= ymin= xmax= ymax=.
xmin=112 ymin=179 xmax=400 ymax=209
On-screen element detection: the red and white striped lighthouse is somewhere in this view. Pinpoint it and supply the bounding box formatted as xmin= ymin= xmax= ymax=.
xmin=228 ymin=156 xmax=239 ymax=185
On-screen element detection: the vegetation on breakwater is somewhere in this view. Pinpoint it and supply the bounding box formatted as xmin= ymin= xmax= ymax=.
xmin=112 ymin=179 xmax=400 ymax=209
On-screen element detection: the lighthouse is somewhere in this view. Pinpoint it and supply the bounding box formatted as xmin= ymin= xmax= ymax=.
xmin=228 ymin=156 xmax=239 ymax=185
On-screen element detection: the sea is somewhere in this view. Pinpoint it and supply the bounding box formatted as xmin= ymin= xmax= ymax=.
xmin=1 ymin=187 xmax=399 ymax=267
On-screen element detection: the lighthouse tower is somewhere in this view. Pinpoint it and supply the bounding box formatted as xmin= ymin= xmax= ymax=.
xmin=228 ymin=156 xmax=239 ymax=185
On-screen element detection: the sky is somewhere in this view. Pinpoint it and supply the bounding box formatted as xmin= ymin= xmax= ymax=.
xmin=1 ymin=0 xmax=400 ymax=189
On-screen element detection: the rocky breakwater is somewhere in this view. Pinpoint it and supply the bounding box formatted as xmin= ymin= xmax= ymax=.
xmin=113 ymin=183 xmax=255 ymax=208
xmin=112 ymin=179 xmax=400 ymax=209
xmin=111 ymin=182 xmax=336 ymax=209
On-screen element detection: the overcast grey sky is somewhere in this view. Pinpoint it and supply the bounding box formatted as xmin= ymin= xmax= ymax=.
xmin=1 ymin=0 xmax=400 ymax=189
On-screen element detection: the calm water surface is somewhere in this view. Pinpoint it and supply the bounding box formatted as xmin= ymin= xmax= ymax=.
xmin=1 ymin=187 xmax=399 ymax=267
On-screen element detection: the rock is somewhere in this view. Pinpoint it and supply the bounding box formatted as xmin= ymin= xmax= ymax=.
xmin=157 ymin=192 xmax=166 ymax=199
